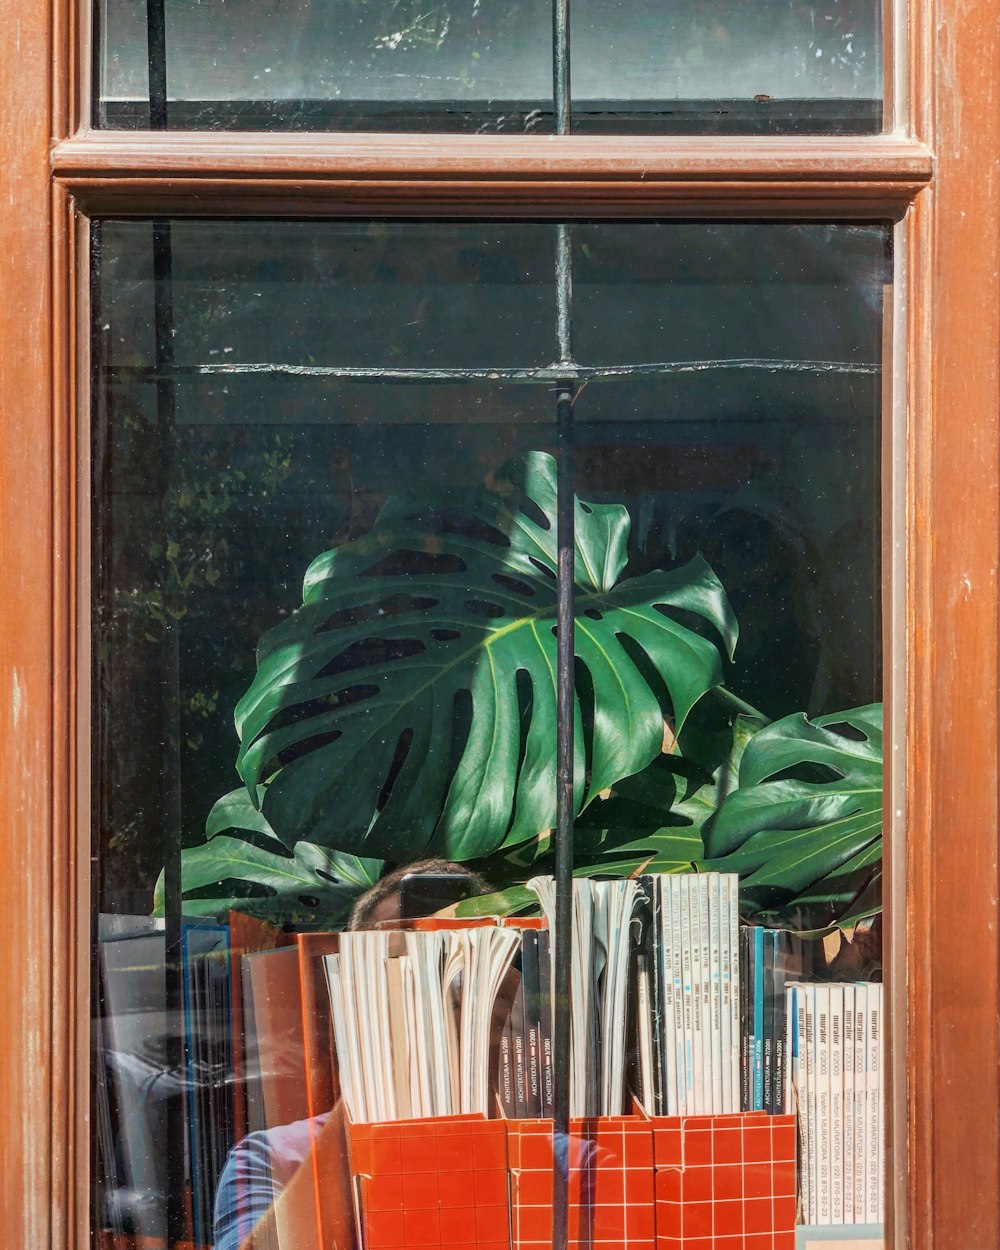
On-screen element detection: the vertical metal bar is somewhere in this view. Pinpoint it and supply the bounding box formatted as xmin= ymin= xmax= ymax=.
xmin=555 ymin=225 xmax=574 ymax=367
xmin=553 ymin=0 xmax=571 ymax=134
xmin=146 ymin=0 xmax=168 ymax=128
xmin=151 ymin=219 xmax=186 ymax=1250
xmin=551 ymin=216 xmax=576 ymax=1250
xmin=551 ymin=0 xmax=576 ymax=1242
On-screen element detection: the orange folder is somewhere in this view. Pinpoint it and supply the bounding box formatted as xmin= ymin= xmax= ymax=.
xmin=347 ymin=1115 xmax=511 ymax=1250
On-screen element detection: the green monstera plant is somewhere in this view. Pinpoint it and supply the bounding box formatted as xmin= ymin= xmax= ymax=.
xmin=162 ymin=451 xmax=882 ymax=933
xmin=701 ymin=705 xmax=882 ymax=930
xmin=233 ymin=452 xmax=736 ymax=861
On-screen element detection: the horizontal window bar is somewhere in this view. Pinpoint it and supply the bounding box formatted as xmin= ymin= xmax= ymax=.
xmin=103 ymin=358 xmax=880 ymax=383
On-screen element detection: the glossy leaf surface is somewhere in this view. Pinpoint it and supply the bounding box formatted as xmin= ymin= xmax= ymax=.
xmin=701 ymin=703 xmax=882 ymax=928
xmin=236 ymin=452 xmax=737 ymax=862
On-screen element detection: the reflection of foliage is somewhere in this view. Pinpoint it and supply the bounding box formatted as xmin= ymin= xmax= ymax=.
xmin=700 ymin=429 xmax=879 ymax=717
xmin=184 ymin=689 xmax=220 ymax=752
xmin=108 ymin=426 xmax=296 ymax=640
xmin=341 ymin=0 xmax=532 ymax=52
xmin=170 ymin=453 xmax=882 ymax=933
xmin=307 ymin=0 xmax=539 ymax=105
xmin=365 ymin=1 xmax=455 ymax=54
xmin=99 ymin=411 xmax=357 ymax=898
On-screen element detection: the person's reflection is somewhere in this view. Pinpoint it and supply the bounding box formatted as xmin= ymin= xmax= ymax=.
xmin=213 ymin=861 xmax=491 ymax=1250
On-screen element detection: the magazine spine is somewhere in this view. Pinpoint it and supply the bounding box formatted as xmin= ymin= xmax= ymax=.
xmin=708 ymin=873 xmax=724 ymax=1115
xmin=537 ymin=930 xmax=554 ymax=1115
xmin=802 ymin=984 xmax=817 ymax=1224
xmin=829 ymin=984 xmax=844 ymax=1222
xmin=814 ymin=983 xmax=832 ymax=1224
xmin=752 ymin=926 xmax=765 ymax=1111
xmin=842 ymin=983 xmax=856 ymax=1224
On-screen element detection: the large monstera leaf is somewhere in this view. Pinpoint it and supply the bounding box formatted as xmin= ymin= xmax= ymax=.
xmin=235 ymin=452 xmax=737 ymax=863
xmin=154 ymin=786 xmax=383 ymax=924
xmin=701 ymin=704 xmax=882 ymax=930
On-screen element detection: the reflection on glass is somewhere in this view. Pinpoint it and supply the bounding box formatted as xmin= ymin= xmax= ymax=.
xmin=93 ymin=220 xmax=888 ymax=1250
xmin=96 ymin=0 xmax=882 ymax=131
xmin=573 ymin=0 xmax=881 ymax=132
xmin=102 ymin=222 xmax=558 ymax=370
xmin=98 ymin=0 xmax=553 ymax=130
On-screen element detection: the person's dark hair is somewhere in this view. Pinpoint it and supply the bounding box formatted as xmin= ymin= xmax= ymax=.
xmin=347 ymin=858 xmax=491 ymax=930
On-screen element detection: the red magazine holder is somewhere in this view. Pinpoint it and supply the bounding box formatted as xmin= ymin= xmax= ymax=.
xmin=345 ymin=1110 xmax=797 ymax=1250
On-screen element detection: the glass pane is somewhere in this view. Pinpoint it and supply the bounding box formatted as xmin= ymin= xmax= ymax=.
xmin=96 ymin=0 xmax=882 ymax=131
xmin=103 ymin=222 xmax=557 ymax=369
xmin=97 ymin=0 xmax=554 ymax=130
xmin=92 ymin=219 xmax=889 ymax=1249
xmin=573 ymin=0 xmax=882 ymax=133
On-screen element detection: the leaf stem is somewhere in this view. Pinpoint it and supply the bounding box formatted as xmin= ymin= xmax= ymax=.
xmin=711 ymin=685 xmax=772 ymax=725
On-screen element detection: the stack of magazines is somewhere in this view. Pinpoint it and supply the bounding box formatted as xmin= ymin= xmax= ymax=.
xmin=785 ymin=980 xmax=884 ymax=1225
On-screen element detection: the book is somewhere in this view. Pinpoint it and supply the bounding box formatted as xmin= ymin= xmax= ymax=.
xmin=727 ymin=876 xmax=741 ymax=1113
xmin=635 ymin=878 xmax=663 ymax=1114
xmin=99 ymin=928 xmax=171 ymax=1244
xmin=679 ymin=876 xmax=697 ymax=1114
xmin=668 ymin=874 xmax=688 ymax=1116
xmin=497 ymin=1010 xmax=516 ymax=1118
xmin=829 ymin=984 xmax=845 ymax=1222
xmin=240 ymin=954 xmax=264 ymax=1134
xmin=815 ymin=983 xmax=832 ymax=1223
xmin=294 ymin=932 xmax=342 ymax=1121
xmin=854 ymin=985 xmax=868 ymax=1222
xmin=775 ymin=931 xmax=816 ymax=1113
xmin=782 ymin=979 xmax=883 ymax=1228
xmin=632 ymin=949 xmax=652 ymax=1111
xmin=802 ymin=983 xmax=818 ymax=1224
xmin=708 ymin=873 xmax=725 ymax=1114
xmin=740 ymin=925 xmax=751 ymax=1112
xmin=385 ymin=956 xmax=413 ymax=1120
xmin=842 ymin=983 xmax=856 ymax=1224
xmin=527 ymin=875 xmax=643 ymax=1117
xmin=762 ymin=928 xmax=776 ymax=1115
xmin=628 ymin=873 xmax=740 ymax=1118
xmin=536 ymin=930 xmax=555 ymax=1115
xmin=596 ymin=876 xmax=643 ymax=1115
xmin=511 ymin=982 xmax=528 ymax=1118
xmin=326 ymin=925 xmax=520 ymax=1124
xmin=521 ymin=930 xmax=542 ymax=1118
xmin=180 ymin=920 xmax=233 ymax=1249
xmin=719 ymin=874 xmax=734 ymax=1114
xmin=753 ymin=926 xmax=765 ymax=1111
xmin=865 ymin=983 xmax=883 ymax=1224
xmin=243 ymin=946 xmax=312 ymax=1129
xmin=227 ymin=912 xmax=290 ymax=1141
xmin=655 ymin=880 xmax=680 ymax=1115
xmin=688 ymin=874 xmax=706 ymax=1114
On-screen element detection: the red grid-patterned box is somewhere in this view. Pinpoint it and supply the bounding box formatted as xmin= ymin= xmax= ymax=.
xmin=348 ymin=1115 xmax=512 ymax=1250
xmin=652 ymin=1112 xmax=798 ymax=1250
xmin=347 ymin=1110 xmax=797 ymax=1250
xmin=507 ymin=1116 xmax=656 ymax=1250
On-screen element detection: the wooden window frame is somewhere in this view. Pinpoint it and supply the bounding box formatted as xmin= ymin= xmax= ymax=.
xmin=1 ymin=0 xmax=997 ymax=1246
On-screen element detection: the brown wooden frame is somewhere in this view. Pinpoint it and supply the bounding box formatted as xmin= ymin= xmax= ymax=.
xmin=1 ymin=0 xmax=998 ymax=1244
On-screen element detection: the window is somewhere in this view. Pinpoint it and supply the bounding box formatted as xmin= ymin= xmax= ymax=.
xmin=94 ymin=213 xmax=890 ymax=1245
xmin=1 ymin=1 xmax=999 ymax=1249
